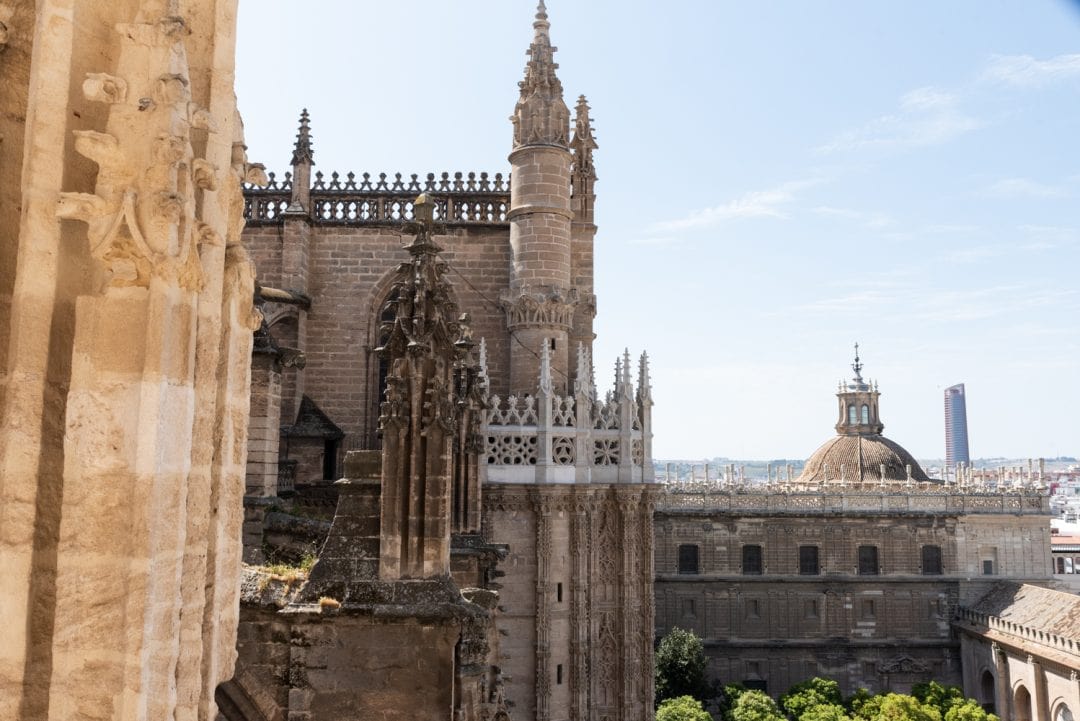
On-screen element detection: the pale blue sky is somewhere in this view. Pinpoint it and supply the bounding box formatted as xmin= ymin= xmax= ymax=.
xmin=236 ymin=1 xmax=1080 ymax=461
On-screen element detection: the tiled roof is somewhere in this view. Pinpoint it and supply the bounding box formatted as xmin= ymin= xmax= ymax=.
xmin=796 ymin=433 xmax=932 ymax=484
xmin=967 ymin=582 xmax=1080 ymax=638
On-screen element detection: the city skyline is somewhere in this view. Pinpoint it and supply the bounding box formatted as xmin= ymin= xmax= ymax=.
xmin=235 ymin=1 xmax=1080 ymax=460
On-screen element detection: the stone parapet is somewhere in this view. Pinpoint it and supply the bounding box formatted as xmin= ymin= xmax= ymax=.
xmin=659 ymin=484 xmax=1050 ymax=515
xmin=243 ymin=171 xmax=510 ymax=226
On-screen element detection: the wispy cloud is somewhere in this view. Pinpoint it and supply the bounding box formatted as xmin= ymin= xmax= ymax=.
xmin=648 ymin=179 xmax=821 ymax=233
xmin=811 ymin=205 xmax=892 ymax=229
xmin=817 ymin=87 xmax=980 ymax=154
xmin=982 ymin=53 xmax=1080 ymax=87
xmin=787 ymin=282 xmax=1079 ymax=324
xmin=984 ymin=177 xmax=1070 ymax=199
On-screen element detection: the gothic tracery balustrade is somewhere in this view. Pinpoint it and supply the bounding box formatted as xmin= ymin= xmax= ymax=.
xmin=243 ymin=170 xmax=511 ymax=225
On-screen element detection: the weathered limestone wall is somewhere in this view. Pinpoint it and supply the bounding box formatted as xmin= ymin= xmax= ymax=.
xmin=0 ymin=1 xmax=257 ymax=718
xmin=484 ymin=484 xmax=658 ymax=721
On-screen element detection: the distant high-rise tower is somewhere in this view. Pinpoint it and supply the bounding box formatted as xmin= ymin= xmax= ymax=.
xmin=944 ymin=383 xmax=971 ymax=466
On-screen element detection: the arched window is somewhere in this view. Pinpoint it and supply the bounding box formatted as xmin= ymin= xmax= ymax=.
xmin=861 ymin=404 xmax=870 ymax=423
xmin=979 ymin=670 xmax=995 ymax=713
xmin=1014 ymin=685 xmax=1032 ymax=721
xmin=848 ymin=405 xmax=857 ymax=424
xmin=1055 ymin=704 xmax=1073 ymax=721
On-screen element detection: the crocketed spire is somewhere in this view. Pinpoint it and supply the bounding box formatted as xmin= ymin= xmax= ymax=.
xmin=511 ymin=1 xmax=570 ymax=148
xmin=291 ymin=108 xmax=314 ymax=167
xmin=571 ymin=94 xmax=598 ymax=178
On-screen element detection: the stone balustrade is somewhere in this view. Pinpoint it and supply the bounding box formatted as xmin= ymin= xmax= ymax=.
xmin=243 ymin=170 xmax=510 ymax=225
xmin=658 ymin=483 xmax=1049 ymax=514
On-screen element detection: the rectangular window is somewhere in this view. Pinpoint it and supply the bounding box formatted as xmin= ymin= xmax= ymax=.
xmin=982 ymin=559 xmax=995 ymax=575
xmin=557 ymin=664 xmax=563 ymax=685
xmin=678 ymin=544 xmax=700 ymax=575
xmin=804 ymin=599 xmax=819 ymax=619
xmin=858 ymin=545 xmax=879 ymax=575
xmin=557 ymin=582 xmax=563 ymax=603
xmin=921 ymin=545 xmax=943 ymax=575
xmin=746 ymin=598 xmax=761 ymax=619
xmin=799 ymin=545 xmax=820 ymax=575
xmin=860 ymin=599 xmax=876 ymax=619
xmin=742 ymin=545 xmax=763 ymax=575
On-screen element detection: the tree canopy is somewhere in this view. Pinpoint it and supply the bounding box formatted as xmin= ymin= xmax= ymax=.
xmin=655 ymin=628 xmax=710 ymax=704
xmin=658 ymin=695 xmax=713 ymax=721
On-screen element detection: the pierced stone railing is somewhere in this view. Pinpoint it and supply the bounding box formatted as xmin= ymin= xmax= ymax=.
xmin=657 ymin=483 xmax=1050 ymax=514
xmin=482 ymin=392 xmax=652 ymax=485
xmin=954 ymin=606 xmax=1080 ymax=657
xmin=243 ymin=170 xmax=510 ymax=226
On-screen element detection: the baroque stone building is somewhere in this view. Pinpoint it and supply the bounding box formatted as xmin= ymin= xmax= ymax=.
xmin=239 ymin=4 xmax=658 ymax=720
xmin=653 ymin=354 xmax=1052 ymax=696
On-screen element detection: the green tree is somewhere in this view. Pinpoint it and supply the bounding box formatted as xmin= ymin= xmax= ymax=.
xmin=867 ymin=693 xmax=941 ymax=721
xmin=944 ymin=700 xmax=998 ymax=721
xmin=913 ymin=683 xmax=965 ymax=718
xmin=781 ymin=677 xmax=844 ymax=720
xmin=656 ymin=628 xmax=710 ymax=704
xmin=801 ymin=704 xmax=854 ymax=721
xmin=730 ymin=689 xmax=786 ymax=721
xmin=658 ymin=695 xmax=713 ymax=721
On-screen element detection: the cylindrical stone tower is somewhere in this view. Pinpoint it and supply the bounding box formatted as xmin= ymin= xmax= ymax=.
xmin=504 ymin=0 xmax=574 ymax=395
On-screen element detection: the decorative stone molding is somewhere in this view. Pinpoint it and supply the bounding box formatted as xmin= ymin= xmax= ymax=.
xmin=56 ymin=14 xmax=220 ymax=291
xmin=502 ymin=286 xmax=578 ymax=331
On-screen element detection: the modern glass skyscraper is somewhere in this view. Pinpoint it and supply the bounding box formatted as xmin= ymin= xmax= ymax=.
xmin=944 ymin=383 xmax=970 ymax=466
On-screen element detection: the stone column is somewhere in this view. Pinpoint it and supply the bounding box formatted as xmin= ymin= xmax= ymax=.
xmin=1031 ymin=656 xmax=1050 ymax=721
xmin=0 ymin=3 xmax=257 ymax=719
xmin=994 ymin=643 xmax=1012 ymax=721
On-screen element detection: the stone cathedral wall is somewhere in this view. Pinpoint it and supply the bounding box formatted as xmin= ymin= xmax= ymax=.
xmin=0 ymin=1 xmax=259 ymax=718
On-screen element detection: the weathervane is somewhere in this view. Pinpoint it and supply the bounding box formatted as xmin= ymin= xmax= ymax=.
xmin=852 ymin=342 xmax=863 ymax=382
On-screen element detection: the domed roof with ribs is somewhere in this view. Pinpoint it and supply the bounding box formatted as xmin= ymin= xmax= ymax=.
xmin=796 ymin=433 xmax=931 ymax=484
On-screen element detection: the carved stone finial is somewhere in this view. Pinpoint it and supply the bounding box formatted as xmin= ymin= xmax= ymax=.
xmin=511 ymin=1 xmax=570 ymax=148
xmin=539 ymin=337 xmax=553 ymax=395
xmin=852 ymin=342 xmax=863 ymax=382
xmin=291 ymin=108 xmax=314 ymax=167
xmin=478 ymin=337 xmax=490 ymax=390
xmin=638 ymin=351 xmax=652 ymax=404
xmin=574 ymin=341 xmax=594 ymax=397
xmin=571 ymin=94 xmax=598 ymax=177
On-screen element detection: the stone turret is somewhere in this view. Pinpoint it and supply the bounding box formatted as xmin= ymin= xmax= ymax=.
xmin=504 ymin=0 xmax=576 ymax=395
xmin=569 ymin=95 xmax=598 ymax=386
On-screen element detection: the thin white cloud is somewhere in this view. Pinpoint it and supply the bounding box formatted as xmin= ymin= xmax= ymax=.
xmin=628 ymin=235 xmax=683 ymax=247
xmin=648 ymin=179 xmax=821 ymax=233
xmin=982 ymin=53 xmax=1080 ymax=87
xmin=811 ymin=205 xmax=892 ymax=229
xmin=984 ymin=177 xmax=1069 ymax=199
xmin=817 ymin=87 xmax=980 ymax=154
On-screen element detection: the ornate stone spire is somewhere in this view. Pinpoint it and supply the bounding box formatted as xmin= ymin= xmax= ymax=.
xmin=511 ymin=1 xmax=570 ymax=148
xmin=288 ymin=108 xmax=314 ymax=212
xmin=570 ymin=95 xmax=597 ymax=178
xmin=375 ymin=193 xmax=483 ymax=579
xmin=291 ymin=108 xmax=314 ymax=166
xmin=637 ymin=351 xmax=652 ymax=405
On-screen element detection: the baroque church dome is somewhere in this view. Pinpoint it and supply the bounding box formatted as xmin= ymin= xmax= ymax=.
xmin=795 ymin=346 xmax=933 ymax=484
